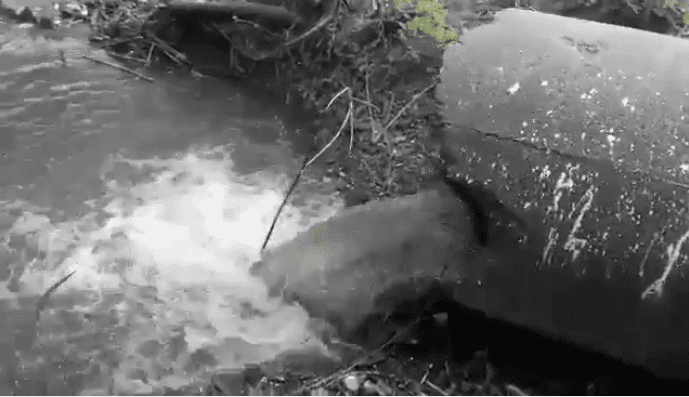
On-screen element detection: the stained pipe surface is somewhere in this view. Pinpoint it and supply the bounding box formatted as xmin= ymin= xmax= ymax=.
xmin=436 ymin=8 xmax=689 ymax=380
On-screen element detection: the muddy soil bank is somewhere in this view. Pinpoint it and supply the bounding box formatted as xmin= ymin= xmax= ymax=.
xmin=279 ymin=37 xmax=447 ymax=203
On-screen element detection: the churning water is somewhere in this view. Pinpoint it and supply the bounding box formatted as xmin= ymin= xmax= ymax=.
xmin=0 ymin=20 xmax=340 ymax=394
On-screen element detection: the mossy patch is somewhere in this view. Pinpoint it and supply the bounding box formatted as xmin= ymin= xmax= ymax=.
xmin=394 ymin=0 xmax=460 ymax=48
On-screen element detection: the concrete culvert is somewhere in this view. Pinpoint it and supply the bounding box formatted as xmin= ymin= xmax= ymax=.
xmin=435 ymin=7 xmax=689 ymax=386
xmin=252 ymin=7 xmax=689 ymax=394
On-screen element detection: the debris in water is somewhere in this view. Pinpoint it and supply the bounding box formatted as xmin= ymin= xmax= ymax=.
xmin=82 ymin=55 xmax=154 ymax=82
xmin=35 ymin=269 xmax=76 ymax=320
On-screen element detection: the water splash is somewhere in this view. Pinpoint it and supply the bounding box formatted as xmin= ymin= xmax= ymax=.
xmin=0 ymin=146 xmax=341 ymax=394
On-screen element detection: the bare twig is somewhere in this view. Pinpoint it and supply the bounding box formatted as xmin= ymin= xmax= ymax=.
xmin=162 ymin=49 xmax=183 ymax=65
xmin=283 ymin=0 xmax=337 ymax=48
xmin=424 ymin=380 xmax=450 ymax=396
xmin=506 ymin=384 xmax=529 ymax=396
xmin=211 ymin=21 xmax=236 ymax=44
xmin=353 ymin=96 xmax=379 ymax=111
xmin=326 ymin=87 xmax=350 ymax=109
xmin=419 ymin=368 xmax=431 ymax=384
xmin=293 ymin=327 xmax=409 ymax=394
xmin=218 ymin=0 xmax=338 ymax=62
xmin=322 ymin=87 xmax=356 ymax=153
xmin=145 ymin=43 xmax=155 ymax=67
xmin=82 ymin=55 xmax=154 ymax=82
xmin=384 ymin=83 xmax=434 ymax=130
xmin=349 ymin=94 xmax=355 ymax=153
xmin=106 ymin=50 xmax=146 ymax=64
xmin=145 ymin=34 xmax=190 ymax=65
xmin=261 ymin=157 xmax=309 ymax=252
xmin=230 ymin=17 xmax=284 ymax=39
xmin=623 ymin=0 xmax=640 ymax=13
xmin=306 ymin=104 xmax=352 ymax=167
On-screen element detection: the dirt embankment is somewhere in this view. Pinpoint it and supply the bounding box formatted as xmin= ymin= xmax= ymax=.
xmin=75 ymin=0 xmax=475 ymax=204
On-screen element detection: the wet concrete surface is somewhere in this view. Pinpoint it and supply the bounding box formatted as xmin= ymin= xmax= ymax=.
xmin=436 ymin=9 xmax=689 ymax=381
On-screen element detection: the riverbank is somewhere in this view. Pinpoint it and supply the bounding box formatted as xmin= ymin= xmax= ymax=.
xmin=80 ymin=0 xmax=459 ymax=203
xmin=65 ymin=1 xmax=516 ymax=394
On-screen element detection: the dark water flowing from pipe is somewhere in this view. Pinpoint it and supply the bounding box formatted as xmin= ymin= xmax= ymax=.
xmin=0 ymin=20 xmax=341 ymax=394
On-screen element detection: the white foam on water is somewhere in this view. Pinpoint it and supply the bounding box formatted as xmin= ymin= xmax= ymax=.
xmin=0 ymin=146 xmax=341 ymax=394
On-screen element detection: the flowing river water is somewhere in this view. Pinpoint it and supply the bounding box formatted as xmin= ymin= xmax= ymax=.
xmin=0 ymin=20 xmax=343 ymax=395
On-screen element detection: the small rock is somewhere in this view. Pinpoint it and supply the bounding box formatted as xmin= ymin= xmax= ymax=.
xmin=432 ymin=311 xmax=448 ymax=325
xmin=343 ymin=188 xmax=370 ymax=207
xmin=364 ymin=379 xmax=393 ymax=396
xmin=310 ymin=387 xmax=329 ymax=396
xmin=343 ymin=374 xmax=360 ymax=391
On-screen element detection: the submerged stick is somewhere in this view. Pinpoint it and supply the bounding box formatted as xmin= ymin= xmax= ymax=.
xmin=105 ymin=51 xmax=147 ymax=64
xmin=82 ymin=55 xmax=154 ymax=82
xmin=145 ymin=43 xmax=155 ymax=67
xmin=35 ymin=270 xmax=77 ymax=320
xmin=261 ymin=156 xmax=310 ymax=252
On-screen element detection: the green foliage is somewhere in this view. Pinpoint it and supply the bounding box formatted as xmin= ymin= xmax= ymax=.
xmin=393 ymin=0 xmax=459 ymax=48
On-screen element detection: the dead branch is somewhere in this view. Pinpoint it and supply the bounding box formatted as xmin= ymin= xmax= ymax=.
xmin=306 ymin=103 xmax=352 ymax=167
xmin=82 ymin=55 xmax=154 ymax=82
xmin=261 ymin=156 xmax=309 ymax=252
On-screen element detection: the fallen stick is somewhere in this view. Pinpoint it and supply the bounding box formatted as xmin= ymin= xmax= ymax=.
xmin=162 ymin=0 xmax=300 ymax=27
xmin=424 ymin=380 xmax=450 ymax=396
xmin=229 ymin=0 xmax=338 ymax=62
xmin=105 ymin=51 xmax=147 ymax=64
xmin=261 ymin=156 xmax=309 ymax=252
xmin=384 ymin=83 xmax=434 ymax=130
xmin=146 ymin=34 xmax=190 ymax=65
xmin=35 ymin=270 xmax=77 ymax=320
xmin=82 ymin=55 xmax=154 ymax=82
xmin=306 ymin=104 xmax=352 ymax=168
xmin=145 ymin=43 xmax=155 ymax=67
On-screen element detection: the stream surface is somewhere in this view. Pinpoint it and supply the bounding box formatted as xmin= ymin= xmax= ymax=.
xmin=0 ymin=19 xmax=341 ymax=395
